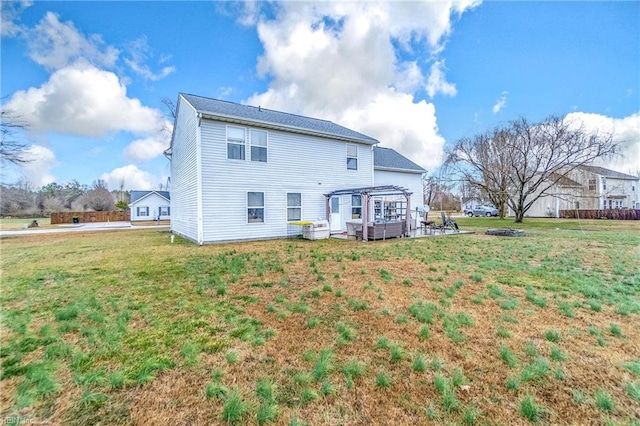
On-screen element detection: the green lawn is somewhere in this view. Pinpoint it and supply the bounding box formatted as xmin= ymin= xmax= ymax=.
xmin=1 ymin=219 xmax=639 ymax=425
xmin=0 ymin=218 xmax=51 ymax=231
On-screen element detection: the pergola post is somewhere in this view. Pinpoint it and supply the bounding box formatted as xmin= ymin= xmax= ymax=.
xmin=362 ymin=193 xmax=369 ymax=242
xmin=405 ymin=192 xmax=411 ymax=237
xmin=325 ymin=196 xmax=331 ymax=222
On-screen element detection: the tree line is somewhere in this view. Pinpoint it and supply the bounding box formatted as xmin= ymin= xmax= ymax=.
xmin=0 ymin=179 xmax=129 ymax=217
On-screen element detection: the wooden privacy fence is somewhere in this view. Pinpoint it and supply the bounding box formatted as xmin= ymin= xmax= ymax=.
xmin=559 ymin=209 xmax=639 ymax=220
xmin=51 ymin=211 xmax=130 ymax=224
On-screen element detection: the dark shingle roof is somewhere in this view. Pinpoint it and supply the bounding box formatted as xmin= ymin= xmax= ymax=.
xmin=130 ymin=191 xmax=170 ymax=204
xmin=180 ymin=93 xmax=378 ymax=144
xmin=578 ymin=165 xmax=638 ymax=180
xmin=374 ymin=147 xmax=426 ymax=173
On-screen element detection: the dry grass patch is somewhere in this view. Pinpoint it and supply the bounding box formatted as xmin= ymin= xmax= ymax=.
xmin=1 ymin=220 xmax=639 ymax=425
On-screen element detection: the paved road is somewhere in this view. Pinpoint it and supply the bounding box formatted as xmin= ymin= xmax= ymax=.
xmin=0 ymin=222 xmax=169 ymax=238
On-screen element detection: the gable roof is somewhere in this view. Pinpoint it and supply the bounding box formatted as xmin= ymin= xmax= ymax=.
xmin=180 ymin=93 xmax=378 ymax=145
xmin=130 ymin=190 xmax=170 ymax=204
xmin=578 ymin=165 xmax=638 ymax=180
xmin=549 ymin=172 xmax=582 ymax=187
xmin=374 ymin=147 xmax=426 ymax=174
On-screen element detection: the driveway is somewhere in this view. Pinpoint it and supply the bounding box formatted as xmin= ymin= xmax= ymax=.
xmin=0 ymin=222 xmax=169 ymax=238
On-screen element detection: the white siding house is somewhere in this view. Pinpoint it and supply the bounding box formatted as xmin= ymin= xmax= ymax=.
xmin=512 ymin=165 xmax=639 ymax=218
xmin=129 ymin=191 xmax=171 ymax=221
xmin=373 ymin=147 xmax=426 ymax=219
xmin=167 ymin=93 xmax=380 ymax=244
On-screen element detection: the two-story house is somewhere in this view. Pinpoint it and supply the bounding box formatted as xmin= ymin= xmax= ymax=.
xmin=516 ymin=165 xmax=639 ymax=218
xmin=576 ymin=165 xmax=639 ymax=210
xmin=167 ymin=93 xmax=425 ymax=244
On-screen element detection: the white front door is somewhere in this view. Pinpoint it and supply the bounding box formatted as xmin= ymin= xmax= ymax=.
xmin=330 ymin=196 xmax=342 ymax=232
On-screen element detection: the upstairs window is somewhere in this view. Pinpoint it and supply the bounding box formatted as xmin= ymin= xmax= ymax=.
xmin=602 ymin=178 xmax=607 ymax=191
xmin=287 ymin=193 xmax=302 ymax=221
xmin=347 ymin=144 xmax=358 ymax=170
xmin=588 ymin=179 xmax=596 ymax=191
xmin=250 ymin=129 xmax=268 ymax=162
xmin=227 ymin=126 xmax=246 ymax=160
xmin=248 ymin=192 xmax=265 ymax=223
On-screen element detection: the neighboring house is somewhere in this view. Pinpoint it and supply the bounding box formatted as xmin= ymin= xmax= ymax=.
xmin=512 ymin=165 xmax=639 ymax=217
xmin=373 ymin=147 xmax=426 ymax=225
xmin=167 ymin=93 xmax=384 ymax=244
xmin=129 ymin=191 xmax=171 ymax=221
xmin=577 ymin=165 xmax=639 ymax=210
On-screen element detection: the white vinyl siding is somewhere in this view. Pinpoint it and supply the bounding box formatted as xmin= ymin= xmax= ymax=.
xmin=198 ymin=119 xmax=373 ymax=242
xmin=169 ymin=97 xmax=199 ymax=239
xmin=374 ymin=169 xmax=424 ymax=221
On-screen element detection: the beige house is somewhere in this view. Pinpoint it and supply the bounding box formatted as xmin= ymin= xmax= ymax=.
xmin=513 ymin=165 xmax=639 ymax=218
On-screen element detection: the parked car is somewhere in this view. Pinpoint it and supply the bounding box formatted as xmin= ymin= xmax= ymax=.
xmin=464 ymin=205 xmax=499 ymax=217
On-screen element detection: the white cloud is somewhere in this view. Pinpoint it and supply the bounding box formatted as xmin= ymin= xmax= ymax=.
xmin=20 ymin=145 xmax=56 ymax=187
xmin=394 ymin=61 xmax=425 ymax=94
xmin=5 ymin=63 xmax=165 ymax=138
xmin=339 ymin=92 xmax=445 ymax=171
xmin=124 ymin=122 xmax=173 ymax=162
xmin=565 ymin=112 xmax=640 ymax=174
xmin=425 ymin=60 xmax=457 ymax=98
xmin=245 ymin=1 xmax=477 ymax=171
xmin=216 ymin=86 xmax=234 ymax=99
xmin=492 ymin=91 xmax=508 ymax=114
xmin=25 ymin=11 xmax=119 ymax=71
xmin=123 ymin=36 xmax=175 ymax=81
xmin=1 ymin=0 xmax=33 ymax=37
xmin=100 ymin=165 xmax=156 ymax=190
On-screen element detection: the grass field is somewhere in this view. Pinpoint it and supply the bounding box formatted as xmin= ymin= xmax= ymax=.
xmin=0 ymin=218 xmax=51 ymax=231
xmin=1 ymin=218 xmax=639 ymax=425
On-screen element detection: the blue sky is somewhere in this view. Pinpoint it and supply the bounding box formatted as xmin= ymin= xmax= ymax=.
xmin=2 ymin=1 xmax=638 ymax=190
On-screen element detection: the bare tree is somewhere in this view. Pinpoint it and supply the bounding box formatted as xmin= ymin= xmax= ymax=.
xmin=161 ymin=97 xmax=176 ymax=120
xmin=445 ymin=128 xmax=513 ymax=218
xmin=82 ymin=180 xmax=115 ymax=211
xmin=0 ymin=180 xmax=38 ymax=216
xmin=446 ymin=115 xmax=618 ymax=223
xmin=1 ymin=107 xmax=31 ymax=165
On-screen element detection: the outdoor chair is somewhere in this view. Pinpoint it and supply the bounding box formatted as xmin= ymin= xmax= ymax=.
xmin=421 ymin=212 xmax=437 ymax=234
xmin=437 ymin=211 xmax=459 ymax=234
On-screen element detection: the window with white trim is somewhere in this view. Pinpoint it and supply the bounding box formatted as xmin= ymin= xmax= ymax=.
xmin=227 ymin=126 xmax=246 ymax=160
xmin=137 ymin=206 xmax=149 ymax=217
xmin=351 ymin=195 xmax=362 ymax=218
xmin=602 ymin=178 xmax=607 ymax=191
xmin=159 ymin=206 xmax=170 ymax=216
xmin=588 ymin=179 xmax=596 ymax=191
xmin=287 ymin=193 xmax=302 ymax=221
xmin=347 ymin=144 xmax=358 ymax=170
xmin=248 ymin=192 xmax=265 ymax=223
xmin=251 ymin=129 xmax=268 ymax=162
